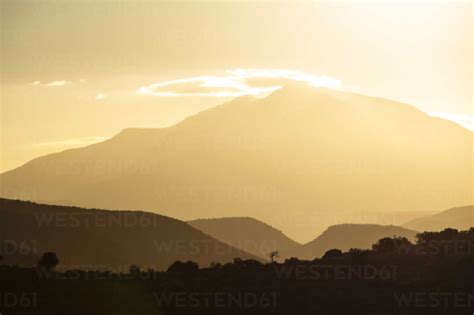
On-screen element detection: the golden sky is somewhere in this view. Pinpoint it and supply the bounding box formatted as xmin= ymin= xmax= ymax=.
xmin=1 ymin=0 xmax=472 ymax=172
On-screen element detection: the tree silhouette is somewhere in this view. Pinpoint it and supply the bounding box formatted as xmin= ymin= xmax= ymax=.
xmin=268 ymin=250 xmax=279 ymax=262
xmin=322 ymin=248 xmax=343 ymax=259
xmin=167 ymin=261 xmax=199 ymax=274
xmin=372 ymin=236 xmax=412 ymax=254
xmin=37 ymin=252 xmax=59 ymax=271
xmin=209 ymin=261 xmax=222 ymax=269
xmin=129 ymin=264 xmax=140 ymax=275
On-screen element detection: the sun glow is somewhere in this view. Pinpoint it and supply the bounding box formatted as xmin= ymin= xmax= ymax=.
xmin=429 ymin=112 xmax=474 ymax=131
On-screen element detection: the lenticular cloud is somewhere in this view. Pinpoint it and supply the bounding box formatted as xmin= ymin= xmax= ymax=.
xmin=137 ymin=69 xmax=342 ymax=97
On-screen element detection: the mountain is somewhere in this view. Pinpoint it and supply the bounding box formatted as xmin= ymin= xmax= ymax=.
xmin=283 ymin=224 xmax=418 ymax=260
xmin=403 ymin=205 xmax=474 ymax=232
xmin=0 ymin=199 xmax=259 ymax=270
xmin=188 ymin=217 xmax=300 ymax=259
xmin=1 ymin=85 xmax=472 ymax=241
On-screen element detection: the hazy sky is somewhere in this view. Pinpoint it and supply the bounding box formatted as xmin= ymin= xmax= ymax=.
xmin=1 ymin=0 xmax=472 ymax=172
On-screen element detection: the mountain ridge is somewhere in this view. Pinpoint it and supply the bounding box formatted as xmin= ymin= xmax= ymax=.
xmin=0 ymin=198 xmax=261 ymax=270
xmin=403 ymin=205 xmax=474 ymax=232
xmin=1 ymin=85 xmax=472 ymax=240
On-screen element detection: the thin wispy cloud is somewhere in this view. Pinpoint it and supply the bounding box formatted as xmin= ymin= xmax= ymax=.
xmin=429 ymin=112 xmax=474 ymax=131
xmin=137 ymin=68 xmax=342 ymax=98
xmin=31 ymin=80 xmax=72 ymax=87
xmin=46 ymin=80 xmax=71 ymax=86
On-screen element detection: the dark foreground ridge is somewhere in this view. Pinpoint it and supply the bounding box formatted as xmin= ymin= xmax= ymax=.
xmin=0 ymin=198 xmax=260 ymax=270
xmin=1 ymin=227 xmax=473 ymax=315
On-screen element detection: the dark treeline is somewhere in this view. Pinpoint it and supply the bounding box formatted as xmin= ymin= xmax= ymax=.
xmin=1 ymin=228 xmax=473 ymax=315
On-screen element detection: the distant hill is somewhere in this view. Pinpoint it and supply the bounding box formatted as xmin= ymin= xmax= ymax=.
xmin=403 ymin=205 xmax=474 ymax=232
xmin=188 ymin=217 xmax=300 ymax=259
xmin=1 ymin=85 xmax=472 ymax=241
xmin=283 ymin=224 xmax=418 ymax=260
xmin=0 ymin=199 xmax=259 ymax=270
xmin=187 ymin=218 xmax=419 ymax=261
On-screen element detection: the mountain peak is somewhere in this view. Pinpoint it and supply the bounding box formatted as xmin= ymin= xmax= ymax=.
xmin=1 ymin=88 xmax=472 ymax=241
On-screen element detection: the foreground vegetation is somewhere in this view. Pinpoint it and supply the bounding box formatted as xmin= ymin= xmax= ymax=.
xmin=1 ymin=228 xmax=473 ymax=315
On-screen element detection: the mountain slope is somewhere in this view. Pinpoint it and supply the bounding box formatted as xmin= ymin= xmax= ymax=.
xmin=1 ymin=85 xmax=472 ymax=241
xmin=188 ymin=217 xmax=300 ymax=259
xmin=0 ymin=199 xmax=260 ymax=270
xmin=283 ymin=224 xmax=418 ymax=260
xmin=403 ymin=205 xmax=474 ymax=232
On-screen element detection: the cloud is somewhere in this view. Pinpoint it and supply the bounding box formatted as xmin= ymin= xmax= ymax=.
xmin=30 ymin=80 xmax=73 ymax=87
xmin=46 ymin=80 xmax=71 ymax=86
xmin=137 ymin=69 xmax=342 ymax=97
xmin=33 ymin=136 xmax=109 ymax=149
xmin=429 ymin=112 xmax=474 ymax=131
xmin=95 ymin=93 xmax=107 ymax=100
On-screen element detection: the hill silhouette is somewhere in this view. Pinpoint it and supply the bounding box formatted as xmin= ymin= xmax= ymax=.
xmin=283 ymin=224 xmax=418 ymax=260
xmin=0 ymin=199 xmax=260 ymax=270
xmin=188 ymin=217 xmax=419 ymax=261
xmin=188 ymin=217 xmax=300 ymax=259
xmin=403 ymin=205 xmax=474 ymax=232
xmin=1 ymin=85 xmax=472 ymax=240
